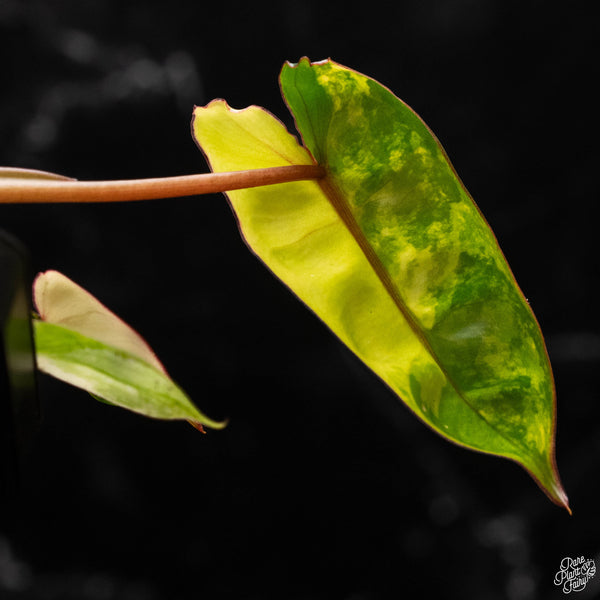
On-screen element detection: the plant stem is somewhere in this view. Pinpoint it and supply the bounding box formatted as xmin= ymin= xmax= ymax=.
xmin=0 ymin=165 xmax=325 ymax=204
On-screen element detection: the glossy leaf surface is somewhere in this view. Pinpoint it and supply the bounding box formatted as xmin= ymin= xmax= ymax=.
xmin=192 ymin=60 xmax=567 ymax=509
xmin=33 ymin=271 xmax=225 ymax=428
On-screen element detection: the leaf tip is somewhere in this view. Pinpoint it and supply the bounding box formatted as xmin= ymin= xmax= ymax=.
xmin=551 ymin=480 xmax=571 ymax=515
xmin=527 ymin=456 xmax=571 ymax=513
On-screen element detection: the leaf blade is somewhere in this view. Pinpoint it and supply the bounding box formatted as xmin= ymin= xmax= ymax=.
xmin=34 ymin=270 xmax=166 ymax=373
xmin=33 ymin=271 xmax=225 ymax=429
xmin=192 ymin=63 xmax=568 ymax=509
xmin=282 ymin=59 xmax=567 ymax=508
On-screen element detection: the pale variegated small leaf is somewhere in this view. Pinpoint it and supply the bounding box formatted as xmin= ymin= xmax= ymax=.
xmin=33 ymin=271 xmax=225 ymax=429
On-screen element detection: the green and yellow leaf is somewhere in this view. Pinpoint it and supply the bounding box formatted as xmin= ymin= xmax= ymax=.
xmin=33 ymin=270 xmax=225 ymax=429
xmin=191 ymin=58 xmax=568 ymax=509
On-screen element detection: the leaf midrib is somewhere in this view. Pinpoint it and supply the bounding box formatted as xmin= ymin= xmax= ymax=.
xmin=317 ymin=173 xmax=530 ymax=459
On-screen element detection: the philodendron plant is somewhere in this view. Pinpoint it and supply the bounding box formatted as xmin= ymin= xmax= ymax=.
xmin=0 ymin=58 xmax=569 ymax=512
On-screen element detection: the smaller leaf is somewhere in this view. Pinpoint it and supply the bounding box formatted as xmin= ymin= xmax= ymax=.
xmin=33 ymin=270 xmax=225 ymax=429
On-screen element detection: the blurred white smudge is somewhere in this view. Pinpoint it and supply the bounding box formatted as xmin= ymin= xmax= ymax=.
xmin=547 ymin=331 xmax=600 ymax=363
xmin=20 ymin=28 xmax=204 ymax=153
xmin=0 ymin=535 xmax=32 ymax=592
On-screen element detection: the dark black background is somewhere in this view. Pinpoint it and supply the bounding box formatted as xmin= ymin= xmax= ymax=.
xmin=1 ymin=1 xmax=599 ymax=599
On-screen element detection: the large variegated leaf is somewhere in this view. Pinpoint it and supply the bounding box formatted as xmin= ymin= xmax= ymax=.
xmin=33 ymin=270 xmax=225 ymax=429
xmin=192 ymin=58 xmax=568 ymax=509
